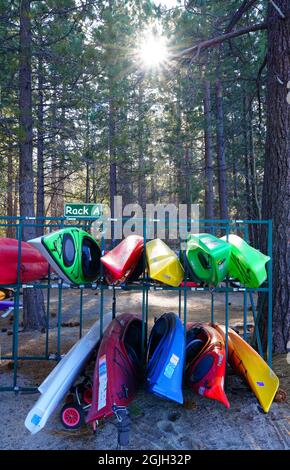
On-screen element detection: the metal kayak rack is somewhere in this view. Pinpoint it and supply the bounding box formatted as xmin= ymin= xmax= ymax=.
xmin=0 ymin=216 xmax=272 ymax=393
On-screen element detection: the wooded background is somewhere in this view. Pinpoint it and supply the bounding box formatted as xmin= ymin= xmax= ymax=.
xmin=0 ymin=1 xmax=289 ymax=351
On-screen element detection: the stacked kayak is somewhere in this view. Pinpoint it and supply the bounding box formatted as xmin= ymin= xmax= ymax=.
xmin=185 ymin=323 xmax=229 ymax=408
xmin=214 ymin=324 xmax=279 ymax=413
xmin=184 ymin=234 xmax=231 ymax=286
xmin=146 ymin=312 xmax=185 ymax=404
xmin=0 ymin=238 xmax=49 ymax=284
xmin=28 ymin=228 xmax=101 ymax=285
xmin=222 ymin=234 xmax=270 ymax=288
xmin=86 ymin=313 xmax=142 ymax=425
xmin=146 ymin=239 xmax=184 ymax=287
xmin=101 ymin=235 xmax=144 ymax=285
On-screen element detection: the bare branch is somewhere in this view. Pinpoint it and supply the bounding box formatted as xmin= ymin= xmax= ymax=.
xmin=225 ymin=0 xmax=259 ymax=33
xmin=172 ymin=22 xmax=267 ymax=59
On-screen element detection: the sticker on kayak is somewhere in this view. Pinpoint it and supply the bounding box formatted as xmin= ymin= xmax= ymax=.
xmin=256 ymin=381 xmax=265 ymax=387
xmin=31 ymin=414 xmax=41 ymax=426
xmin=164 ymin=353 xmax=179 ymax=379
xmin=98 ymin=355 xmax=107 ymax=411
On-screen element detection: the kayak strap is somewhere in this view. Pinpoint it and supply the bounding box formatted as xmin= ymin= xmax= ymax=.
xmin=113 ymin=405 xmax=131 ymax=448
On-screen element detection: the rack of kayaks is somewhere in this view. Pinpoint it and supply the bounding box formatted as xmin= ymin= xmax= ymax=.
xmin=0 ymin=216 xmax=276 ymax=444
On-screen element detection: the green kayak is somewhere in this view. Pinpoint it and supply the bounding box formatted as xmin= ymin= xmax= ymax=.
xmin=28 ymin=228 xmax=101 ymax=285
xmin=185 ymin=233 xmax=231 ymax=286
xmin=221 ymin=234 xmax=270 ymax=288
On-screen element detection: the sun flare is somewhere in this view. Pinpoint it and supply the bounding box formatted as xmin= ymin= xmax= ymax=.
xmin=139 ymin=33 xmax=168 ymax=68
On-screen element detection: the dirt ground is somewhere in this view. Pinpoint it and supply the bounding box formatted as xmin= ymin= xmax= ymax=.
xmin=0 ymin=289 xmax=289 ymax=450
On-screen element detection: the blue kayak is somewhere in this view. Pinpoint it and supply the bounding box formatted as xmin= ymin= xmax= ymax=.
xmin=146 ymin=312 xmax=185 ymax=404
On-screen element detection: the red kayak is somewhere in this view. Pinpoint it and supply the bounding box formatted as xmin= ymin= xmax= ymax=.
xmin=185 ymin=323 xmax=230 ymax=408
xmin=0 ymin=238 xmax=49 ymax=284
xmin=101 ymin=235 xmax=144 ymax=285
xmin=86 ymin=313 xmax=142 ymax=426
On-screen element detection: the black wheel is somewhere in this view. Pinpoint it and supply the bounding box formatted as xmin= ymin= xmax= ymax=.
xmin=60 ymin=402 xmax=84 ymax=429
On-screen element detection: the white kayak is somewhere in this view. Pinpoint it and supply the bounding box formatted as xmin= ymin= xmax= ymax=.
xmin=28 ymin=235 xmax=72 ymax=284
xmin=25 ymin=313 xmax=112 ymax=434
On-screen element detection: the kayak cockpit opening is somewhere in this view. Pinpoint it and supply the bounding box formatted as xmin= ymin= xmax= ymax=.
xmin=81 ymin=237 xmax=101 ymax=279
xmin=124 ymin=319 xmax=143 ymax=368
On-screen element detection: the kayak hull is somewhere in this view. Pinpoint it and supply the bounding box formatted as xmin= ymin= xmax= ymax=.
xmin=186 ymin=234 xmax=231 ymax=286
xmin=29 ymin=228 xmax=101 ymax=285
xmin=86 ymin=313 xmax=142 ymax=423
xmin=0 ymin=238 xmax=49 ymax=285
xmin=146 ymin=312 xmax=185 ymax=404
xmin=222 ymin=234 xmax=270 ymax=288
xmin=101 ymin=235 xmax=144 ymax=285
xmin=186 ymin=323 xmax=230 ymax=408
xmin=214 ymin=324 xmax=279 ymax=413
xmin=25 ymin=313 xmax=112 ymax=434
xmin=146 ymin=239 xmax=184 ymax=287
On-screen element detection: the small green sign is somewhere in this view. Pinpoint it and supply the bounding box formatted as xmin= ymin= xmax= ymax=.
xmin=64 ymin=203 xmax=103 ymax=219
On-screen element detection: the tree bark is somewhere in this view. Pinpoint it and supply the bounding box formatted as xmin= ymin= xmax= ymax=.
xmin=36 ymin=54 xmax=45 ymax=236
xmin=215 ymin=78 xmax=228 ymax=220
xmin=261 ymin=0 xmax=290 ymax=352
xmin=203 ymin=79 xmax=214 ymax=220
xmin=137 ymin=82 xmax=145 ymax=209
xmin=6 ymin=145 xmax=15 ymax=238
xmin=19 ymin=0 xmax=45 ymax=330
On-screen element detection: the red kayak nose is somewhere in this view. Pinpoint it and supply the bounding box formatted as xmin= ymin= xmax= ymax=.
xmin=205 ymin=380 xmax=230 ymax=409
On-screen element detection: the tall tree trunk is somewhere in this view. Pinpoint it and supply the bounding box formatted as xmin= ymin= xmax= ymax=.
xmin=137 ymin=83 xmax=145 ymax=208
xmin=261 ymin=0 xmax=290 ymax=352
xmin=248 ymin=103 xmax=261 ymax=246
xmin=215 ymin=78 xmax=228 ymax=220
xmin=203 ymin=79 xmax=214 ymax=220
xmin=6 ymin=145 xmax=15 ymax=238
xmin=109 ymin=95 xmax=117 ymax=220
xmin=85 ymin=162 xmax=90 ymax=203
xmin=242 ymin=94 xmax=252 ymax=223
xmin=19 ymin=0 xmax=45 ymax=330
xmin=36 ymin=54 xmax=44 ymax=236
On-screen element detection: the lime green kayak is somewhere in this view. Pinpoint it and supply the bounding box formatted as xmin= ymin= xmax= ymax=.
xmin=221 ymin=234 xmax=270 ymax=288
xmin=185 ymin=234 xmax=231 ymax=286
xmin=28 ymin=228 xmax=101 ymax=285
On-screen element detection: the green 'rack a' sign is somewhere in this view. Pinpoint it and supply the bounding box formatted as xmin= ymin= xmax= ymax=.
xmin=64 ymin=203 xmax=103 ymax=219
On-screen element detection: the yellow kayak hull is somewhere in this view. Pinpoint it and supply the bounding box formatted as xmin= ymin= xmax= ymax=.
xmin=146 ymin=239 xmax=184 ymax=287
xmin=214 ymin=324 xmax=279 ymax=413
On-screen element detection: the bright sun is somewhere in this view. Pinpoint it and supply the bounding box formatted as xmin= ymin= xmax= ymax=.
xmin=139 ymin=33 xmax=168 ymax=68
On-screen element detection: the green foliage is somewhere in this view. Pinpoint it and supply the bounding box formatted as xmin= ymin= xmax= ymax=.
xmin=0 ymin=0 xmax=268 ymax=218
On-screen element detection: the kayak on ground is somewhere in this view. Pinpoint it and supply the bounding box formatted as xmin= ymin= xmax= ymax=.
xmin=146 ymin=312 xmax=185 ymax=404
xmin=221 ymin=234 xmax=270 ymax=288
xmin=0 ymin=238 xmax=49 ymax=285
xmin=146 ymin=239 xmax=184 ymax=287
xmin=214 ymin=324 xmax=279 ymax=413
xmin=28 ymin=227 xmax=101 ymax=285
xmin=101 ymin=235 xmax=144 ymax=285
xmin=86 ymin=313 xmax=142 ymax=427
xmin=185 ymin=234 xmax=231 ymax=286
xmin=185 ymin=323 xmax=230 ymax=408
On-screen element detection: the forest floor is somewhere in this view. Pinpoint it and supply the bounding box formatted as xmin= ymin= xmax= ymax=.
xmin=0 ymin=289 xmax=289 ymax=450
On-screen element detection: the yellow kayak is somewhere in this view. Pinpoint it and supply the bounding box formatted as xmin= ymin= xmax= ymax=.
xmin=214 ymin=324 xmax=279 ymax=413
xmin=146 ymin=239 xmax=184 ymax=287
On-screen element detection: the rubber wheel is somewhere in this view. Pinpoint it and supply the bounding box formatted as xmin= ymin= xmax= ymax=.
xmin=60 ymin=403 xmax=84 ymax=429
